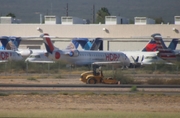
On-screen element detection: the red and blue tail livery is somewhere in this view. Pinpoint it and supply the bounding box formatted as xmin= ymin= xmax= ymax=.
xmin=142 ymin=33 xmax=179 ymax=52
xmin=152 ymin=33 xmax=179 ymax=62
xmin=141 ymin=39 xmax=157 ymax=51
xmin=41 ymin=33 xmax=56 ymax=54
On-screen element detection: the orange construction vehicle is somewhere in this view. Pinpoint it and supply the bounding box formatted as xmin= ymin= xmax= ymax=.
xmin=80 ymin=64 xmax=118 ymax=84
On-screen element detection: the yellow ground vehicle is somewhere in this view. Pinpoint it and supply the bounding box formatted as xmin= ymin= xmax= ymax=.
xmin=80 ymin=64 xmax=118 ymax=84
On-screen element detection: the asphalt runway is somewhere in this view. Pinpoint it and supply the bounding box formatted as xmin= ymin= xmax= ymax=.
xmin=0 ymin=73 xmax=180 ymax=95
xmin=0 ymin=84 xmax=180 ymax=95
xmin=1 ymin=84 xmax=180 ymax=88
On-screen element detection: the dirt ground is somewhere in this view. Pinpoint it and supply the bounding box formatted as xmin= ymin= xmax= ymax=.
xmin=0 ymin=77 xmax=180 ymax=113
xmin=0 ymin=94 xmax=180 ymax=112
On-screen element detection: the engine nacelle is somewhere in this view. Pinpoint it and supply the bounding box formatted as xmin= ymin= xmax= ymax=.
xmin=18 ymin=49 xmax=32 ymax=57
xmin=68 ymin=50 xmax=79 ymax=57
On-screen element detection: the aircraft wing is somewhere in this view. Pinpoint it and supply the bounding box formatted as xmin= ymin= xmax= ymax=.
xmin=26 ymin=60 xmax=55 ymax=63
xmin=12 ymin=36 xmax=59 ymax=40
xmin=92 ymin=61 xmax=124 ymax=65
xmin=0 ymin=60 xmax=8 ymax=63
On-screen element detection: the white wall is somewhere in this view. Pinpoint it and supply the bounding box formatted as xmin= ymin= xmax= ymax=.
xmin=0 ymin=24 xmax=179 ymax=51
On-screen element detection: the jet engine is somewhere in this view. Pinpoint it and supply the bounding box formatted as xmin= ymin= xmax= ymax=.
xmin=67 ymin=50 xmax=79 ymax=57
xmin=18 ymin=49 xmax=32 ymax=57
xmin=69 ymin=50 xmax=79 ymax=57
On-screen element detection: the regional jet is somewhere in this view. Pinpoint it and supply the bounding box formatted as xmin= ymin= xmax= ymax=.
xmin=0 ymin=36 xmax=23 ymax=62
xmin=40 ymin=33 xmax=130 ymax=67
xmin=0 ymin=50 xmax=23 ymax=62
xmin=121 ymin=37 xmax=179 ymax=67
xmin=0 ymin=36 xmax=32 ymax=57
xmin=25 ymin=37 xmax=103 ymax=63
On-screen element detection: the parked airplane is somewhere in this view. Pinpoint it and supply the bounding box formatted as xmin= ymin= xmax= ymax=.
xmin=140 ymin=39 xmax=178 ymax=65
xmin=69 ymin=36 xmax=177 ymax=67
xmin=1 ymin=36 xmax=102 ymax=63
xmin=0 ymin=36 xmax=21 ymax=50
xmin=39 ymin=33 xmax=130 ymax=67
xmin=25 ymin=37 xmax=103 ymax=63
xmin=0 ymin=50 xmax=23 ymax=62
xmin=25 ymin=34 xmax=177 ymax=66
xmin=121 ymin=37 xmax=179 ymax=67
xmin=151 ymin=33 xmax=180 ymax=63
xmin=0 ymin=36 xmax=32 ymax=57
xmin=0 ymin=36 xmax=23 ymax=62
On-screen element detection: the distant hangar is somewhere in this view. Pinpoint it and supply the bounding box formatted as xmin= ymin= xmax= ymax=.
xmin=0 ymin=16 xmax=180 ymax=51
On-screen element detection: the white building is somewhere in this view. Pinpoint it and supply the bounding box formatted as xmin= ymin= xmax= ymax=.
xmin=0 ymin=16 xmax=179 ymax=51
xmin=61 ymin=16 xmax=85 ymax=25
xmin=135 ymin=17 xmax=155 ymax=25
xmin=44 ymin=15 xmax=60 ymax=24
xmin=0 ymin=17 xmax=12 ymax=24
xmin=0 ymin=16 xmax=21 ymax=24
xmin=105 ymin=16 xmax=129 ymax=25
xmin=174 ymin=16 xmax=180 ymax=25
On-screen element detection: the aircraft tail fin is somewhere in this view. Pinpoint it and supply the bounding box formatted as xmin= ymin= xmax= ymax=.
xmin=142 ymin=34 xmax=178 ymax=52
xmin=84 ymin=42 xmax=92 ymax=50
xmin=71 ymin=38 xmax=91 ymax=50
xmin=151 ymin=33 xmax=177 ymax=62
xmin=90 ymin=38 xmax=103 ymax=50
xmin=66 ymin=42 xmax=77 ymax=50
xmin=71 ymin=38 xmax=80 ymax=49
xmin=68 ymin=38 xmax=102 ymax=50
xmin=9 ymin=36 xmax=21 ymax=48
xmin=41 ymin=33 xmax=58 ymax=54
xmin=151 ymin=33 xmax=168 ymax=51
xmin=0 ymin=36 xmax=21 ymax=50
xmin=141 ymin=39 xmax=157 ymax=51
xmin=168 ymin=38 xmax=179 ymax=50
xmin=0 ymin=36 xmax=8 ymax=50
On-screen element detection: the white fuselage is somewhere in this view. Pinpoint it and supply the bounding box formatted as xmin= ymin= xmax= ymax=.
xmin=0 ymin=50 xmax=23 ymax=62
xmin=18 ymin=49 xmax=47 ymax=58
xmin=48 ymin=50 xmax=130 ymax=66
xmin=122 ymin=51 xmax=168 ymax=65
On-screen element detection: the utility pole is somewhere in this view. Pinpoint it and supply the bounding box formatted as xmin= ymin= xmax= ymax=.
xmin=92 ymin=4 xmax=95 ymax=23
xmin=66 ymin=3 xmax=69 ymax=16
xmin=51 ymin=3 xmax=53 ymax=14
